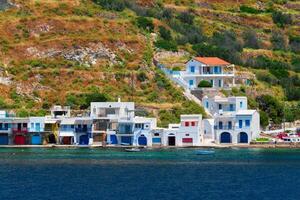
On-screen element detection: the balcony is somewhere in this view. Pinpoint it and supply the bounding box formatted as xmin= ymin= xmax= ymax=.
xmin=214 ymin=125 xmax=233 ymax=131
xmin=12 ymin=128 xmax=28 ymax=134
xmin=75 ymin=127 xmax=92 ymax=133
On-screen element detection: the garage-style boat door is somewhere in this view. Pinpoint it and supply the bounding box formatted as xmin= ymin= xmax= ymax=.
xmin=121 ymin=136 xmax=132 ymax=145
xmin=239 ymin=132 xmax=248 ymax=143
xmin=31 ymin=134 xmax=42 ymax=145
xmin=15 ymin=135 xmax=26 ymax=145
xmin=168 ymin=136 xmax=176 ymax=146
xmin=79 ymin=135 xmax=89 ymax=145
xmin=220 ymin=132 xmax=231 ymax=143
xmin=110 ymin=135 xmax=118 ymax=144
xmin=138 ymin=135 xmax=147 ymax=146
xmin=0 ymin=134 xmax=8 ymax=145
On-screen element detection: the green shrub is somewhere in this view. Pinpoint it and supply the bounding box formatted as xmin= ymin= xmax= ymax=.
xmin=137 ymin=17 xmax=154 ymax=32
xmin=159 ymin=26 xmax=172 ymax=40
xmin=155 ymin=39 xmax=177 ymax=51
xmin=272 ymin=10 xmax=292 ymax=27
xmin=137 ymin=71 xmax=148 ymax=82
xmin=240 ymin=5 xmax=262 ymax=14
xmin=198 ymin=80 xmax=212 ymax=88
xmin=93 ymin=0 xmax=125 ymax=11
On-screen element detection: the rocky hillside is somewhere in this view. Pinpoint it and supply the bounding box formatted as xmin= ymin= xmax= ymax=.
xmin=0 ymin=0 xmax=299 ymax=126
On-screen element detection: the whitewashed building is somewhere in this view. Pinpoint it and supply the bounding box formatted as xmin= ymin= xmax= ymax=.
xmin=202 ymin=96 xmax=260 ymax=144
xmin=182 ymin=57 xmax=235 ymax=90
xmin=162 ymin=115 xmax=202 ymax=147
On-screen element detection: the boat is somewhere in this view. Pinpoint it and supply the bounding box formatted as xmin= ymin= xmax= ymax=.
xmin=125 ymin=148 xmax=141 ymax=152
xmin=195 ymin=150 xmax=215 ymax=155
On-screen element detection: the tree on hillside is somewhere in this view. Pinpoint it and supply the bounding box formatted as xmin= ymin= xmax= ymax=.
xmin=159 ymin=26 xmax=172 ymax=40
xmin=137 ymin=17 xmax=154 ymax=32
xmin=177 ymin=11 xmax=194 ymax=25
xmin=93 ymin=0 xmax=126 ymax=11
xmin=256 ymin=95 xmax=284 ymax=125
xmin=271 ymin=29 xmax=288 ymax=50
xmin=272 ymin=10 xmax=293 ymax=27
xmin=242 ymin=29 xmax=260 ymax=49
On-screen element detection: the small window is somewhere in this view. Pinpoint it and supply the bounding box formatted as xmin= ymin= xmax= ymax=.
xmin=185 ymin=122 xmax=190 ymax=127
xmin=206 ymin=102 xmax=209 ymax=108
xmin=219 ymin=104 xmax=222 ymax=110
xmin=245 ymin=120 xmax=250 ymax=127
xmin=23 ymin=123 xmax=27 ymax=128
xmin=154 ymin=133 xmax=160 ymax=136
xmin=191 ymin=122 xmax=196 ymax=126
xmin=240 ymin=101 xmax=243 ymax=108
xmin=31 ymin=123 xmax=34 ymax=129
xmin=71 ymin=125 xmax=74 ymax=129
xmin=185 ymin=134 xmax=189 ymax=136
xmin=190 ymin=66 xmax=195 ymax=73
xmin=239 ymin=120 xmax=243 ymax=128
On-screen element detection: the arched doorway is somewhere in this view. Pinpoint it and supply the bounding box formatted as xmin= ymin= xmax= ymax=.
xmin=138 ymin=135 xmax=147 ymax=146
xmin=220 ymin=132 xmax=231 ymax=143
xmin=238 ymin=132 xmax=248 ymax=143
xmin=168 ymin=134 xmax=176 ymax=146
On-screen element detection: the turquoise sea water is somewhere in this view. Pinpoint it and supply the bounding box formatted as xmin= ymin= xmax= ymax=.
xmin=0 ymin=147 xmax=300 ymax=200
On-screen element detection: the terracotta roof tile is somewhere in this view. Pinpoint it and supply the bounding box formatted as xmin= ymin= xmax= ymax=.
xmin=194 ymin=57 xmax=230 ymax=66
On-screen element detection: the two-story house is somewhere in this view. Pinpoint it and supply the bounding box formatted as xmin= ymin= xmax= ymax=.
xmin=163 ymin=115 xmax=203 ymax=147
xmin=28 ymin=117 xmax=45 ymax=145
xmin=90 ymin=99 xmax=135 ymax=145
xmin=202 ymin=96 xmax=260 ymax=144
xmin=0 ymin=111 xmax=12 ymax=145
xmin=182 ymin=57 xmax=235 ymax=90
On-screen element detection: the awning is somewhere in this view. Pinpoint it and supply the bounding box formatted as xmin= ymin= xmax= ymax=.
xmin=60 ymin=118 xmax=76 ymax=125
xmin=12 ymin=118 xmax=29 ymax=123
xmin=45 ymin=119 xmax=59 ymax=124
xmin=59 ymin=131 xmax=75 ymax=137
xmin=75 ymin=118 xmax=92 ymax=125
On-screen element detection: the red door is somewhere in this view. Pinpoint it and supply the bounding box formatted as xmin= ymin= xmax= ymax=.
xmin=15 ymin=135 xmax=26 ymax=145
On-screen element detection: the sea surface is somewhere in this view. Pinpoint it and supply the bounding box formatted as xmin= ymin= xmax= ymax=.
xmin=0 ymin=147 xmax=300 ymax=200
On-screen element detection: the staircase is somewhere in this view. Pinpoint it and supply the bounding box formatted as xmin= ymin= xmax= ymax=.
xmin=154 ymin=59 xmax=212 ymax=117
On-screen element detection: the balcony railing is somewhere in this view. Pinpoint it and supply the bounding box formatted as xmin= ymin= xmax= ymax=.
xmin=12 ymin=128 xmax=28 ymax=134
xmin=214 ymin=125 xmax=233 ymax=130
xmin=75 ymin=127 xmax=92 ymax=133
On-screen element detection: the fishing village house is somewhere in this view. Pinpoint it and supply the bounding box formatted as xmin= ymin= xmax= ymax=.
xmin=202 ymin=96 xmax=260 ymax=144
xmin=182 ymin=57 xmax=236 ymax=90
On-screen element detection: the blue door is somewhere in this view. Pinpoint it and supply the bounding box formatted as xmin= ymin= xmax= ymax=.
xmin=0 ymin=134 xmax=8 ymax=145
xmin=220 ymin=132 xmax=231 ymax=143
xmin=79 ymin=135 xmax=89 ymax=145
xmin=189 ymin=80 xmax=194 ymax=87
xmin=31 ymin=135 xmax=42 ymax=145
xmin=239 ymin=132 xmax=248 ymax=143
xmin=121 ymin=136 xmax=132 ymax=145
xmin=110 ymin=135 xmax=118 ymax=144
xmin=138 ymin=136 xmax=147 ymax=146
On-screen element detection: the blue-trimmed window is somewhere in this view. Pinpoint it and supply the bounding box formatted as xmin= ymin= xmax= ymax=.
xmin=190 ymin=66 xmax=195 ymax=73
xmin=219 ymin=121 xmax=223 ymax=129
xmin=206 ymin=101 xmax=209 ymax=108
xmin=245 ymin=120 xmax=250 ymax=127
xmin=229 ymin=104 xmax=234 ymax=111
xmin=239 ymin=120 xmax=243 ymax=128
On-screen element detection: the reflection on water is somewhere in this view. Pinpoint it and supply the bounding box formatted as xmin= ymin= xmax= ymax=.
xmin=0 ymin=148 xmax=300 ymax=200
